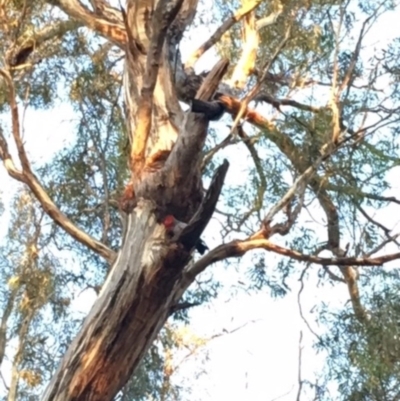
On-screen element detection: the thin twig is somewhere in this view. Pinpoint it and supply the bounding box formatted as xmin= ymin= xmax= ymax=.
xmin=298 ymin=262 xmax=321 ymax=340
xmin=296 ymin=331 xmax=303 ymax=401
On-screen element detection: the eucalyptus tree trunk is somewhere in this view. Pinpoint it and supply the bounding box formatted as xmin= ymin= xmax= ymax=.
xmin=42 ymin=1 xmax=229 ymax=400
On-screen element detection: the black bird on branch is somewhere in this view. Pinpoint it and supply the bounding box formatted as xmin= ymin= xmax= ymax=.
xmin=191 ymin=98 xmax=227 ymax=121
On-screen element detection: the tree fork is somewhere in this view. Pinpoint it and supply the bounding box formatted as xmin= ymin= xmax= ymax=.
xmin=42 ymin=155 xmax=229 ymax=400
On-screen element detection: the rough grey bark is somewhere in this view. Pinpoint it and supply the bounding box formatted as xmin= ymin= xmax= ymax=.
xmin=42 ymin=158 xmax=229 ymax=399
xmin=42 ymin=201 xmax=189 ymax=400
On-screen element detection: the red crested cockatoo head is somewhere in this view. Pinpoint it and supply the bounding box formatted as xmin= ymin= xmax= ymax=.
xmin=162 ymin=215 xmax=208 ymax=255
xmin=163 ymin=215 xmax=186 ymax=235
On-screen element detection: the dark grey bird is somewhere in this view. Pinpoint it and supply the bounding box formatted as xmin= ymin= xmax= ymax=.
xmin=191 ymin=99 xmax=227 ymax=121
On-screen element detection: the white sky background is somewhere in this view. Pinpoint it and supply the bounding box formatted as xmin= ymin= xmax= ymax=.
xmin=1 ymin=1 xmax=400 ymax=400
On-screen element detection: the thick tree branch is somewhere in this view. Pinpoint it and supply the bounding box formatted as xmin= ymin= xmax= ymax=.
xmin=226 ymin=1 xmax=259 ymax=90
xmin=188 ymin=58 xmax=230 ymax=121
xmin=165 ymin=59 xmax=229 ymax=183
xmin=0 ymin=69 xmax=115 ymax=263
xmin=185 ymin=237 xmax=400 ymax=282
xmin=195 ymin=58 xmax=230 ymax=101
xmin=8 ymin=19 xmax=83 ymax=67
xmin=29 ymin=19 xmax=82 ymax=46
xmin=179 ymin=160 xmax=229 ymax=249
xmin=131 ymin=0 xmax=184 ymax=175
xmin=45 ymin=0 xmax=127 ymax=47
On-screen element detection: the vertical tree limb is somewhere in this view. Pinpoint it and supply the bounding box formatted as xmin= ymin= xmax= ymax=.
xmin=178 ymin=160 xmax=229 ymax=250
xmin=165 ymin=59 xmax=229 ymax=183
xmin=130 ymin=0 xmax=184 ymax=175
xmin=229 ymin=24 xmax=291 ymax=135
xmin=228 ymin=0 xmax=259 ymax=90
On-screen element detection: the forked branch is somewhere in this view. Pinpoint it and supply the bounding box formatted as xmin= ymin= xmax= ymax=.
xmin=166 ymin=59 xmax=229 ymax=179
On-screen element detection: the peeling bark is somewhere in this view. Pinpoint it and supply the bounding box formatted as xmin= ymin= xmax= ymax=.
xmin=42 ymin=201 xmax=192 ymax=400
